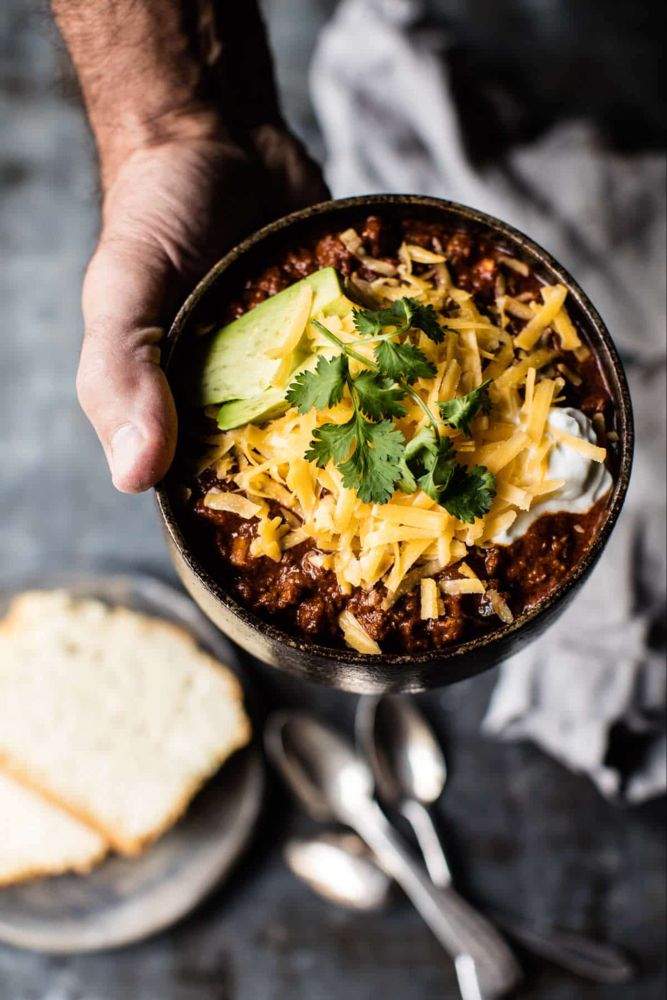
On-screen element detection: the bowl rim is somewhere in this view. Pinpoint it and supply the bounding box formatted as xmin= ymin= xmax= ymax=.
xmin=155 ymin=193 xmax=634 ymax=669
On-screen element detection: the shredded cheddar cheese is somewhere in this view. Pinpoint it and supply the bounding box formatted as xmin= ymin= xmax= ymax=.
xmin=441 ymin=578 xmax=486 ymax=596
xmin=204 ymin=491 xmax=262 ymax=519
xmin=514 ymin=285 xmax=568 ymax=350
xmin=420 ymin=578 xmax=440 ymax=620
xmin=339 ymin=610 xmax=381 ymax=655
xmin=549 ymin=427 xmax=607 ymax=463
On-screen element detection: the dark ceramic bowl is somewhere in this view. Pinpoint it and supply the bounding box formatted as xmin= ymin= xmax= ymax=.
xmin=155 ymin=195 xmax=633 ymax=694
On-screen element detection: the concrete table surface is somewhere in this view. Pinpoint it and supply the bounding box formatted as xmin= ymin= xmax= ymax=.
xmin=0 ymin=3 xmax=664 ymax=998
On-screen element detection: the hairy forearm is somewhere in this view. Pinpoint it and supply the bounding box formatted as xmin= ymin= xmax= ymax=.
xmin=52 ymin=0 xmax=281 ymax=186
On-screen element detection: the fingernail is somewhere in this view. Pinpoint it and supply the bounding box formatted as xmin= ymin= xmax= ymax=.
xmin=110 ymin=423 xmax=144 ymax=487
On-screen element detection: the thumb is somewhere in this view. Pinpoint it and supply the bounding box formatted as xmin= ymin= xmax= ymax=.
xmin=78 ymin=237 xmax=178 ymax=493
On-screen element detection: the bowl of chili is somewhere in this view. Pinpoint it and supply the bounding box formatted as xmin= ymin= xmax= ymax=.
xmin=155 ymin=195 xmax=633 ymax=693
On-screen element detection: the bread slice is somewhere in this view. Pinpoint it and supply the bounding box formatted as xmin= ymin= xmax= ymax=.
xmin=0 ymin=591 xmax=251 ymax=855
xmin=0 ymin=770 xmax=107 ymax=886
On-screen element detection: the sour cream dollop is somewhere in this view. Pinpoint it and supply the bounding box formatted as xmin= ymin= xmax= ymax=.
xmin=493 ymin=407 xmax=613 ymax=545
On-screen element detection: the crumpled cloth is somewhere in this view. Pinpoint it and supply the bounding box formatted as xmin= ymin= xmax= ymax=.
xmin=311 ymin=0 xmax=666 ymax=802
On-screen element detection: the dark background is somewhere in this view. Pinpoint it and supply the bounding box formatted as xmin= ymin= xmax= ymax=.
xmin=0 ymin=1 xmax=665 ymax=998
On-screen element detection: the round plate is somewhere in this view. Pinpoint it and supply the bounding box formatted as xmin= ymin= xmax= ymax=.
xmin=0 ymin=574 xmax=264 ymax=954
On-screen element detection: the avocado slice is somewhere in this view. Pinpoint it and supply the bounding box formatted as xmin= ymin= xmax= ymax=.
xmin=217 ymin=387 xmax=289 ymax=431
xmin=196 ymin=268 xmax=344 ymax=406
xmin=216 ymin=351 xmax=319 ymax=430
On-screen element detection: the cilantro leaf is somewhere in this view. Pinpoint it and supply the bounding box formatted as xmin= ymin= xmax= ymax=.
xmin=287 ymin=354 xmax=348 ymax=413
xmin=397 ymin=455 xmax=418 ymax=494
xmin=352 ymin=371 xmax=407 ymax=420
xmin=305 ymin=414 xmax=404 ymax=504
xmin=339 ymin=418 xmax=405 ymax=504
xmin=439 ymin=465 xmax=496 ymax=523
xmin=305 ymin=418 xmax=357 ymax=467
xmin=353 ymin=300 xmax=412 ymax=338
xmin=404 ymin=426 xmax=440 ymax=465
xmin=406 ymin=434 xmax=458 ymax=504
xmin=439 ymin=380 xmax=492 ymax=436
xmin=402 ymin=298 xmax=445 ymax=343
xmin=353 ymin=297 xmax=446 ymax=343
xmin=375 ymin=340 xmax=436 ymax=384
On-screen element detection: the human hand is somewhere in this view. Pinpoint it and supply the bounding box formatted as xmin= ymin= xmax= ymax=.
xmin=78 ymin=124 xmax=327 ymax=493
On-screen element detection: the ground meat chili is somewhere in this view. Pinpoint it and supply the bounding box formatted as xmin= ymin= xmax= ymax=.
xmin=185 ymin=216 xmax=614 ymax=653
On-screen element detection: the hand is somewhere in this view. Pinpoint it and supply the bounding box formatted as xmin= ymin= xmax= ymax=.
xmin=78 ymin=124 xmax=327 ymax=493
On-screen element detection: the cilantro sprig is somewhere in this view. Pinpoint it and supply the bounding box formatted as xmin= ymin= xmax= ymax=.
xmin=374 ymin=340 xmax=436 ymax=384
xmin=288 ymin=329 xmax=408 ymax=504
xmin=286 ymin=297 xmax=497 ymax=519
xmin=401 ymin=428 xmax=496 ymax=520
xmin=439 ymin=380 xmax=492 ymax=437
xmin=352 ymin=297 xmax=446 ymax=343
xmin=307 ymin=416 xmax=405 ymax=505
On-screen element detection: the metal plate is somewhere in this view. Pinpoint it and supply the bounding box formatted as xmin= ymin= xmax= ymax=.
xmin=0 ymin=574 xmax=264 ymax=954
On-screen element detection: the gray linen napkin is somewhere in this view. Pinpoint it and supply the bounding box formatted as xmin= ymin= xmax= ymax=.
xmin=311 ymin=0 xmax=666 ymax=802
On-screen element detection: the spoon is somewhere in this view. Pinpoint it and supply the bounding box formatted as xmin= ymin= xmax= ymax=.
xmin=266 ymin=711 xmax=522 ymax=1000
xmin=356 ymin=695 xmax=635 ymax=986
xmin=286 ymin=830 xmax=634 ymax=985
xmin=285 ymin=831 xmax=395 ymax=912
xmin=357 ymin=694 xmax=453 ymax=886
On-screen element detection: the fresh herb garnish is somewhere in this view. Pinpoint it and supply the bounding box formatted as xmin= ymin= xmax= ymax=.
xmin=374 ymin=340 xmax=436 ymax=384
xmin=307 ymin=416 xmax=405 ymax=505
xmin=287 ymin=299 xmax=496 ymax=517
xmin=416 ymin=438 xmax=457 ymax=505
xmin=286 ymin=354 xmax=348 ymax=412
xmin=439 ymin=380 xmax=492 ymax=437
xmin=352 ymin=371 xmax=408 ymax=421
xmin=353 ymin=297 xmax=446 ymax=343
xmin=437 ymin=465 xmax=497 ymax=524
xmin=402 ymin=430 xmax=496 ymax=521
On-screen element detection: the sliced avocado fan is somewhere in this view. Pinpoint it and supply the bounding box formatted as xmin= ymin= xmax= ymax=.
xmin=216 ymin=347 xmax=321 ymax=430
xmin=195 ymin=268 xmax=345 ymax=409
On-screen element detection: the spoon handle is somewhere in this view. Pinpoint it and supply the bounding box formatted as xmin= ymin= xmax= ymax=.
xmin=351 ymin=801 xmax=521 ymax=1000
xmin=486 ymin=913 xmax=635 ymax=985
xmin=399 ymin=798 xmax=453 ymax=888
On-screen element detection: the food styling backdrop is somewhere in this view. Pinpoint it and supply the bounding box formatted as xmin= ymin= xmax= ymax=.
xmin=1 ymin=1 xmax=665 ymax=998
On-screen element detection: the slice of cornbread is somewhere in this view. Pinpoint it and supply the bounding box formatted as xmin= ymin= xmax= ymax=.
xmin=0 ymin=591 xmax=251 ymax=856
xmin=0 ymin=770 xmax=107 ymax=886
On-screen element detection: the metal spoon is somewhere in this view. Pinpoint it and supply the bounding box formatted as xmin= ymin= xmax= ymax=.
xmin=286 ymin=830 xmax=634 ymax=986
xmin=266 ymin=711 xmax=522 ymax=1000
xmin=356 ymin=695 xmax=635 ymax=986
xmin=357 ymin=694 xmax=453 ymax=886
xmin=285 ymin=831 xmax=395 ymax=912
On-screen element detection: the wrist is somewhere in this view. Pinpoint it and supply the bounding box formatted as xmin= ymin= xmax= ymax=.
xmin=95 ymin=105 xmax=230 ymax=191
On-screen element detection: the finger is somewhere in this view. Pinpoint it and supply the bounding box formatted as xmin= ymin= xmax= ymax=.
xmin=78 ymin=236 xmax=178 ymax=493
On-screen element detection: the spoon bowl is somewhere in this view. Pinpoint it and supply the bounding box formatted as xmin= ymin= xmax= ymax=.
xmin=285 ymin=833 xmax=395 ymax=913
xmin=357 ymin=696 xmax=447 ymax=806
xmin=265 ymin=712 xmax=374 ymax=823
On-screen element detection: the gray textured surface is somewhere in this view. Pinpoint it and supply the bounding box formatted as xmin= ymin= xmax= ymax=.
xmin=0 ymin=2 xmax=665 ymax=999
